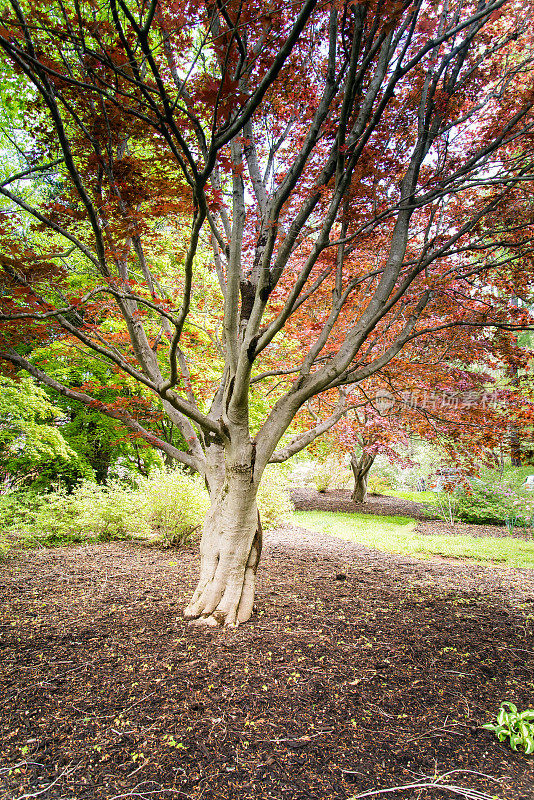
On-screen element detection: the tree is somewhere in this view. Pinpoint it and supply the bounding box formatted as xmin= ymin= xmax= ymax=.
xmin=0 ymin=0 xmax=534 ymax=626
xmin=290 ymin=257 xmax=533 ymax=502
xmin=0 ymin=376 xmax=87 ymax=489
xmin=345 ymin=409 xmax=402 ymax=503
xmin=29 ymin=340 xmax=174 ymax=480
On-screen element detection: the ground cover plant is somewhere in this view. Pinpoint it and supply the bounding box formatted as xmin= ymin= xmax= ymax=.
xmin=483 ymin=703 xmax=534 ymax=755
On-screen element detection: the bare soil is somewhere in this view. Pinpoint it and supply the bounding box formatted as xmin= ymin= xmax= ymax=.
xmin=1 ymin=492 xmax=534 ymax=800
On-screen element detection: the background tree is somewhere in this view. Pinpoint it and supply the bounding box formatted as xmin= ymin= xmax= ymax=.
xmin=289 ymin=254 xmax=533 ymax=502
xmin=0 ymin=376 xmax=88 ymax=489
xmin=29 ymin=340 xmax=176 ymax=480
xmin=0 ymin=0 xmax=534 ymax=626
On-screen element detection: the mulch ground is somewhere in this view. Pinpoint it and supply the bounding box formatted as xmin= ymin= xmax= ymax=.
xmin=291 ymin=488 xmax=436 ymax=520
xmin=1 ymin=492 xmax=534 ymax=800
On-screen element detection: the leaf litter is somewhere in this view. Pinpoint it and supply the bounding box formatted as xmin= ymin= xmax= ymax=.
xmin=1 ymin=494 xmax=534 ymax=800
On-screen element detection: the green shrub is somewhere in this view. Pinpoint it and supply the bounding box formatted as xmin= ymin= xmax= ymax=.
xmin=27 ymin=487 xmax=76 ymax=542
xmin=2 ymin=481 xmax=148 ymax=545
xmin=0 ymin=493 xmax=31 ymax=530
xmin=0 ymin=468 xmax=293 ymax=554
xmin=0 ymin=503 xmax=12 ymax=556
xmin=0 ymin=468 xmax=296 ymax=550
xmin=0 ymin=489 xmax=74 ymax=544
xmin=367 ymin=470 xmax=395 ymax=495
xmin=137 ymin=469 xmax=210 ymax=546
xmin=313 ymin=458 xmax=351 ymax=492
xmin=0 ymin=470 xmax=210 ymax=548
xmin=69 ymin=481 xmax=148 ymax=541
xmin=455 ymin=482 xmax=534 ymax=527
xmin=257 ymin=468 xmax=294 ymax=529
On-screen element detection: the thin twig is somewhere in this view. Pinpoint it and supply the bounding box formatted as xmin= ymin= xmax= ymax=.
xmin=122 ymin=691 xmax=156 ymax=712
xmin=438 ymin=770 xmax=504 ymax=785
xmin=349 ymin=780 xmax=500 ymax=800
xmin=15 ymin=763 xmax=80 ymax=798
xmin=108 ymin=790 xmax=190 ymax=800
xmin=401 ymin=723 xmax=468 ymax=743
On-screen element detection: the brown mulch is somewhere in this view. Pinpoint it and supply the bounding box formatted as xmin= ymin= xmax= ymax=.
xmin=291 ymin=487 xmax=436 ymax=520
xmin=1 ymin=500 xmax=534 ymax=800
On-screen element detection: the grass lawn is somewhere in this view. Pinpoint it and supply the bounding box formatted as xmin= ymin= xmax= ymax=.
xmin=294 ymin=510 xmax=534 ymax=568
xmin=385 ymin=489 xmax=438 ymax=503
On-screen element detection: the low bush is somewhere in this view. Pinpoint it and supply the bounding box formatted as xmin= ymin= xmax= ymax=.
xmin=455 ymin=485 xmax=507 ymax=525
xmin=0 ymin=489 xmax=76 ymax=546
xmin=257 ymin=468 xmax=294 ymax=529
xmin=1 ymin=481 xmax=149 ymax=546
xmin=367 ymin=470 xmax=396 ymax=495
xmin=0 ymin=493 xmax=30 ymax=530
xmin=0 ymin=465 xmax=294 ymax=552
xmin=0 ymin=469 xmax=211 ymax=549
xmin=313 ymin=458 xmax=351 ymax=492
xmin=136 ymin=469 xmax=210 ymax=546
xmin=430 ymin=475 xmax=534 ymax=528
xmin=71 ymin=481 xmax=148 ymax=541
xmin=455 ymin=482 xmax=534 ymax=527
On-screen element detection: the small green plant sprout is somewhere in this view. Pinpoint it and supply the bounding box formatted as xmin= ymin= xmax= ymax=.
xmin=164 ymin=735 xmax=185 ymax=749
xmin=483 ymin=702 xmax=534 ymax=754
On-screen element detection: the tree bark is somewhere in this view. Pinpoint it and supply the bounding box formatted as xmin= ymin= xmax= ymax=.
xmin=184 ymin=444 xmax=263 ymax=627
xmin=507 ymin=363 xmax=522 ymax=467
xmin=350 ymin=452 xmax=375 ymax=504
xmin=510 ymin=424 xmax=522 ymax=467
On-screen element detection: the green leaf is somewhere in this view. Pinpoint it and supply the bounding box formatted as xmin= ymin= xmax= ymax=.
xmin=497 ymin=709 xmax=509 ymax=727
xmin=509 ymin=739 xmax=519 ymax=751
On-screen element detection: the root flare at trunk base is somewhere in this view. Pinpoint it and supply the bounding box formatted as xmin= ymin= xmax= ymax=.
xmin=184 ymin=524 xmax=262 ymax=627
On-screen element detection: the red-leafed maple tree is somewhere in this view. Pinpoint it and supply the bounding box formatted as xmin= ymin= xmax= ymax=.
xmin=294 ymin=312 xmax=533 ymax=502
xmin=1 ymin=0 xmax=534 ymax=626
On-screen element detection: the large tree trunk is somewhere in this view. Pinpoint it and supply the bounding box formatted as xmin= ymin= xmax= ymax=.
xmin=184 ymin=443 xmax=262 ymax=627
xmin=351 ymin=452 xmax=375 ymax=504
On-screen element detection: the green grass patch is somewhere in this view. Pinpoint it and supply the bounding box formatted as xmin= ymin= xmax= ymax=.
xmin=386 ymin=490 xmax=438 ymax=504
xmin=294 ymin=510 xmax=534 ymax=568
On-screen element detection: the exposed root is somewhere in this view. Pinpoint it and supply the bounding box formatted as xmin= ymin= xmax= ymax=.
xmin=188 ymin=615 xmax=220 ymax=627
